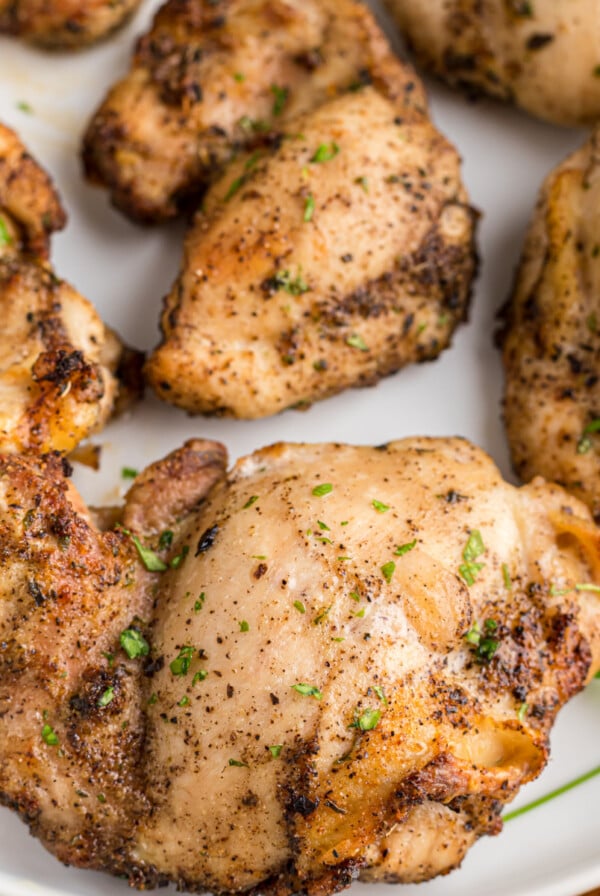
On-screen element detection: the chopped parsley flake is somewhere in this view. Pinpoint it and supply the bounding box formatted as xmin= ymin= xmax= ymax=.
xmin=192 ymin=670 xmax=208 ymax=684
xmin=158 ymin=530 xmax=174 ymax=550
xmin=194 ymin=592 xmax=206 ymax=612
xmin=577 ymin=419 xmax=600 ymax=454
xmin=381 ymin=561 xmax=396 ymax=583
xmin=575 ymin=583 xmax=600 ymax=593
xmin=317 ymin=520 xmax=330 ymax=530
xmin=41 ymin=724 xmax=59 ymax=745
xmin=243 ymin=495 xmax=259 ymax=509
xmin=233 ymin=72 xmax=245 ymax=82
xmin=148 ymin=692 xmax=158 ymax=705
xmin=229 ymin=758 xmax=248 ymax=767
xmin=121 ymin=466 xmax=138 ymax=479
xmin=178 ymin=696 xmax=190 ymax=707
xmin=353 ymin=708 xmax=380 ymax=731
xmin=293 ymin=600 xmax=306 ymax=614
xmin=17 ymin=100 xmax=33 ymax=113
xmin=170 ymin=545 xmax=190 ymax=569
xmin=459 ymin=530 xmax=486 ymax=585
xmin=0 ymin=215 xmax=11 ymax=247
xmin=394 ymin=539 xmax=416 ymax=556
xmin=268 ymin=744 xmax=283 ymax=758
xmin=311 ymin=142 xmax=340 ymax=163
xmin=349 ymin=591 xmax=360 ymax=602
xmin=313 ymin=606 xmax=331 ymax=625
xmin=272 ymin=269 xmax=309 ymax=295
xmin=304 ymin=194 xmax=315 ymax=222
xmin=502 ymin=563 xmax=512 ymax=590
xmin=373 ymin=685 xmax=387 ymax=705
xmin=354 ymin=608 xmax=365 ymax=618
xmin=170 ymin=645 xmax=195 ymax=676
xmin=372 ymin=499 xmax=390 ymax=513
xmin=518 ymin=702 xmax=529 ymax=723
xmin=346 ymin=333 xmax=369 ymax=351
xmin=120 ymin=628 xmax=149 ymax=659
xmin=291 ymin=683 xmax=322 ymax=700
xmin=271 ymin=84 xmax=288 ymax=116
xmin=98 ymin=687 xmax=114 ymax=707
xmin=239 ymin=620 xmax=250 ymax=632
xmin=312 ymin=483 xmax=333 ymax=497
xmin=355 ymin=176 xmax=369 ymax=193
xmin=464 ymin=619 xmax=499 ymax=663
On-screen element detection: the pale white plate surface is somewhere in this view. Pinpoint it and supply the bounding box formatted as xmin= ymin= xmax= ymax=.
xmin=0 ymin=2 xmax=598 ymax=894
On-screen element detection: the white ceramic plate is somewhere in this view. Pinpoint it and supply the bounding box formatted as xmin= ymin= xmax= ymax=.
xmin=0 ymin=3 xmax=598 ymax=895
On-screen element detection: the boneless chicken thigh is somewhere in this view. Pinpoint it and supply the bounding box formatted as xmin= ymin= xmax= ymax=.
xmin=1 ymin=437 xmax=599 ymax=893
xmin=0 ymin=0 xmax=141 ymax=48
xmin=386 ymin=0 xmax=600 ymax=126
xmin=145 ymin=76 xmax=476 ymax=417
xmin=501 ymin=128 xmax=600 ymax=522
xmin=82 ymin=0 xmax=425 ymax=223
xmin=0 ymin=123 xmax=141 ymax=454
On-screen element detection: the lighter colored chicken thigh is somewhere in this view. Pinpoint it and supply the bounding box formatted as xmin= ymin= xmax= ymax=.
xmin=501 ymin=128 xmax=600 ymax=522
xmin=1 ymin=437 xmax=599 ymax=894
xmin=0 ymin=124 xmax=140 ymax=454
xmin=386 ymin=0 xmax=600 ymax=126
xmin=145 ymin=74 xmax=476 ymax=417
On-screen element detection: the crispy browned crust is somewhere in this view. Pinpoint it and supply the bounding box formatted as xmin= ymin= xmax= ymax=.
xmin=0 ymin=123 xmax=65 ymax=259
xmin=0 ymin=122 xmax=142 ymax=454
xmin=500 ymin=128 xmax=600 ymax=521
xmin=0 ymin=0 xmax=141 ymax=48
xmin=82 ymin=0 xmax=426 ymax=223
xmin=122 ymin=438 xmax=228 ymax=534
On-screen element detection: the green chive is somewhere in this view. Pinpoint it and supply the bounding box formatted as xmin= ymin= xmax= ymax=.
xmin=170 ymin=645 xmax=195 ymax=676
xmin=503 ymin=764 xmax=600 ymax=821
xmin=121 ymin=467 xmax=138 ymax=479
xmin=311 ymin=142 xmax=340 ymax=163
xmin=293 ymin=600 xmax=306 ymax=614
xmin=356 ymin=708 xmax=380 ymax=731
xmin=372 ymin=499 xmax=390 ymax=513
xmin=394 ymin=540 xmax=416 ymax=556
xmin=229 ymin=758 xmax=248 ymax=767
xmin=304 ymin=194 xmax=315 ymax=222
xmin=243 ymin=495 xmax=259 ymax=509
xmin=312 ymin=483 xmax=333 ymax=497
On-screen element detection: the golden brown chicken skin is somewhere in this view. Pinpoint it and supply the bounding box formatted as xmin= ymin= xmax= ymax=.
xmin=0 ymin=0 xmax=141 ymax=49
xmin=145 ymin=74 xmax=476 ymax=418
xmin=501 ymin=128 xmax=600 ymax=523
xmin=386 ymin=0 xmax=600 ymax=127
xmin=1 ymin=437 xmax=599 ymax=893
xmin=82 ymin=0 xmax=423 ymax=223
xmin=0 ymin=123 xmax=141 ymax=454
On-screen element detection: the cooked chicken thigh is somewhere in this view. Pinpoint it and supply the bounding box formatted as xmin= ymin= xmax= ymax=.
xmin=145 ymin=76 xmax=476 ymax=418
xmin=0 ymin=0 xmax=141 ymax=48
xmin=501 ymin=128 xmax=600 ymax=523
xmin=1 ymin=436 xmax=599 ymax=894
xmin=0 ymin=124 xmax=140 ymax=454
xmin=386 ymin=0 xmax=600 ymax=127
xmin=82 ymin=0 xmax=427 ymax=223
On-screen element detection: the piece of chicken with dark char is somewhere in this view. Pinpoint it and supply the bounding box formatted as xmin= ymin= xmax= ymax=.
xmin=145 ymin=65 xmax=477 ymax=418
xmin=0 ymin=123 xmax=141 ymax=454
xmin=82 ymin=0 xmax=427 ymax=223
xmin=0 ymin=0 xmax=141 ymax=48
xmin=1 ymin=436 xmax=599 ymax=893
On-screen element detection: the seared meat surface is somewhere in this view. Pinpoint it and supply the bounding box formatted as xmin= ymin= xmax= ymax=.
xmin=145 ymin=75 xmax=476 ymax=418
xmin=1 ymin=436 xmax=599 ymax=893
xmin=82 ymin=0 xmax=423 ymax=223
xmin=0 ymin=123 xmax=141 ymax=454
xmin=386 ymin=0 xmax=600 ymax=126
xmin=0 ymin=0 xmax=141 ymax=48
xmin=501 ymin=129 xmax=600 ymax=523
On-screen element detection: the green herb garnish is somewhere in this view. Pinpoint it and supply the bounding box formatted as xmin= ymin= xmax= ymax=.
xmin=394 ymin=540 xmax=416 ymax=556
xmin=271 ymin=84 xmax=288 ymax=116
xmin=194 ymin=592 xmax=206 ymax=612
xmin=312 ymin=483 xmax=333 ymax=497
xmin=346 ymin=333 xmax=368 ymax=351
xmin=291 ymin=683 xmax=322 ymax=700
xmin=311 ymin=142 xmax=340 ymax=163
xmin=268 ymin=744 xmax=283 ymax=757
xmin=459 ymin=529 xmax=486 ymax=585
xmin=98 ymin=687 xmax=114 ymax=707
xmin=41 ymin=724 xmax=59 ymax=745
xmin=243 ymin=495 xmax=259 ymax=509
xmin=192 ymin=670 xmax=208 ymax=684
xmin=170 ymin=645 xmax=195 ymax=676
xmin=464 ymin=619 xmax=499 ymax=663
xmin=372 ymin=499 xmax=390 ymax=513
xmin=158 ymin=530 xmax=174 ymax=550
xmin=503 ymin=764 xmax=600 ymax=822
xmin=239 ymin=620 xmax=250 ymax=632
xmin=381 ymin=561 xmax=396 ymax=583
xmin=353 ymin=708 xmax=380 ymax=731
xmin=120 ymin=628 xmax=149 ymax=659
xmin=293 ymin=600 xmax=306 ymax=613
xmin=304 ymin=194 xmax=315 ymax=222
xmin=121 ymin=467 xmax=138 ymax=479
xmin=229 ymin=758 xmax=248 ymax=767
